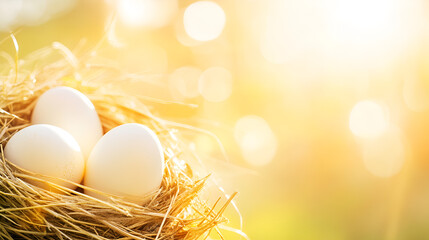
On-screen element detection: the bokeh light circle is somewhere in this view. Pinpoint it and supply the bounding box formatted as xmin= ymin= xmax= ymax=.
xmin=198 ymin=67 xmax=232 ymax=102
xmin=183 ymin=1 xmax=226 ymax=41
xmin=234 ymin=115 xmax=277 ymax=166
xmin=349 ymin=100 xmax=389 ymax=139
xmin=117 ymin=0 xmax=178 ymax=28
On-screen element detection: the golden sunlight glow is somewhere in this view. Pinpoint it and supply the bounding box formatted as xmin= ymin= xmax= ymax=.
xmin=198 ymin=67 xmax=232 ymax=102
xmin=5 ymin=1 xmax=429 ymax=238
xmin=234 ymin=115 xmax=277 ymax=166
xmin=259 ymin=0 xmax=424 ymax=72
xmin=362 ymin=127 xmax=405 ymax=178
xmin=326 ymin=0 xmax=399 ymax=69
xmin=349 ymin=100 xmax=389 ymax=139
xmin=117 ymin=0 xmax=178 ymax=28
xmin=169 ymin=66 xmax=202 ymax=98
xmin=183 ymin=1 xmax=226 ymax=42
xmin=325 ymin=0 xmax=423 ymax=71
xmin=328 ymin=0 xmax=395 ymax=41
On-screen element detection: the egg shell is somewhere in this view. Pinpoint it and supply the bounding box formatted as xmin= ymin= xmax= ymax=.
xmin=31 ymin=86 xmax=103 ymax=159
xmin=84 ymin=123 xmax=164 ymax=205
xmin=4 ymin=124 xmax=85 ymax=190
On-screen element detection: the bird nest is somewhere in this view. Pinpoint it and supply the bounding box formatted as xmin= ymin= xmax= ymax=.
xmin=0 ymin=39 xmax=236 ymax=239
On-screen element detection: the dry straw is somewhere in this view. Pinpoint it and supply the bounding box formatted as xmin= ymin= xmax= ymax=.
xmin=0 ymin=37 xmax=240 ymax=239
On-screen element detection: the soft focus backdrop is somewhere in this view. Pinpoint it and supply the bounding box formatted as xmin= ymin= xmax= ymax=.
xmin=2 ymin=0 xmax=429 ymax=239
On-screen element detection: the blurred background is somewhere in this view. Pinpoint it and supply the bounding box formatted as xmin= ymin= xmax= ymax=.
xmin=2 ymin=0 xmax=429 ymax=239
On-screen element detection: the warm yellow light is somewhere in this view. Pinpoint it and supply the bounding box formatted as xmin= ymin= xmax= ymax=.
xmin=259 ymin=0 xmax=424 ymax=72
xmin=324 ymin=0 xmax=423 ymax=71
xmin=183 ymin=1 xmax=226 ymax=42
xmin=329 ymin=0 xmax=394 ymax=39
xmin=234 ymin=115 xmax=277 ymax=167
xmin=198 ymin=67 xmax=232 ymax=102
xmin=362 ymin=127 xmax=405 ymax=178
xmin=117 ymin=0 xmax=178 ymax=28
xmin=349 ymin=100 xmax=389 ymax=139
xmin=169 ymin=66 xmax=202 ymax=98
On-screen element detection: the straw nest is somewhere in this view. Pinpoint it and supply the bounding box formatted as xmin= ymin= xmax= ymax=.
xmin=0 ymin=39 xmax=236 ymax=239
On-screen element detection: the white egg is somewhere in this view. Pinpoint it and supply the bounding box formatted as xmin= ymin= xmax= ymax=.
xmin=84 ymin=123 xmax=164 ymax=204
xmin=4 ymin=124 xmax=85 ymax=190
xmin=31 ymin=86 xmax=103 ymax=159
